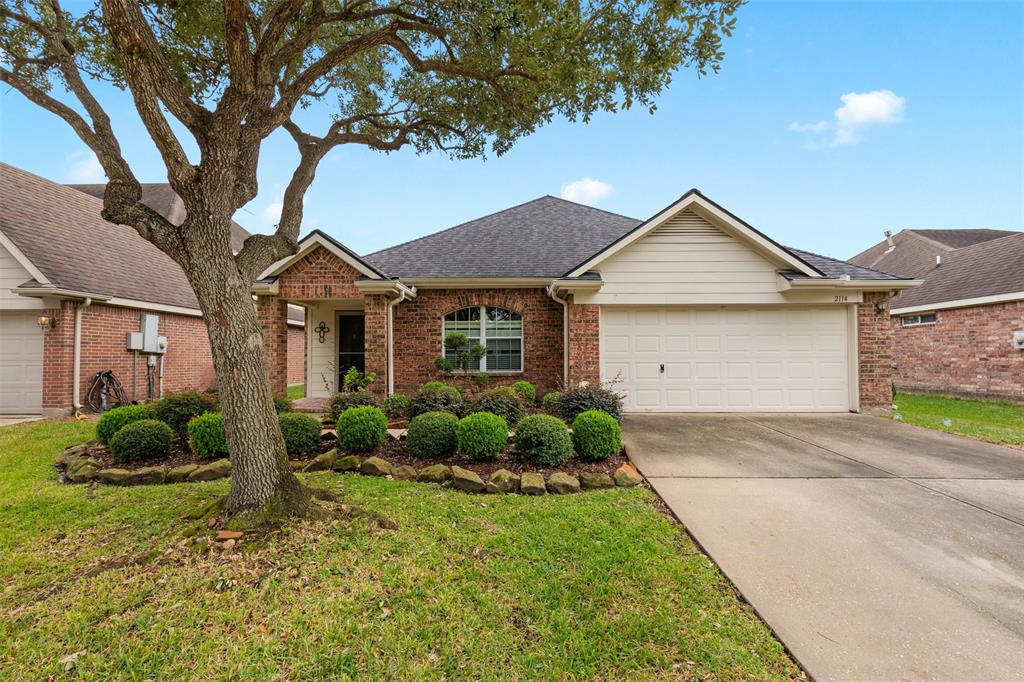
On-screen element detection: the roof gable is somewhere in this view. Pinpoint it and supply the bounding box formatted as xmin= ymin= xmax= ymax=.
xmin=262 ymin=230 xmax=386 ymax=280
xmin=566 ymin=189 xmax=822 ymax=278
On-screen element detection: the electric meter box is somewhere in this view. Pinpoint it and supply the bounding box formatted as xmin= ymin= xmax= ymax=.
xmin=126 ymin=314 xmax=168 ymax=353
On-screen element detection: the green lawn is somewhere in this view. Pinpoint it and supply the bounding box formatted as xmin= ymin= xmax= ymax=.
xmin=286 ymin=383 xmax=305 ymax=400
xmin=894 ymin=392 xmax=1024 ymax=447
xmin=0 ymin=420 xmax=799 ymax=681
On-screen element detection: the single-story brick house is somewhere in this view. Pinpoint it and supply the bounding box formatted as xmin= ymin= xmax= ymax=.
xmin=257 ymin=190 xmax=920 ymax=413
xmin=0 ymin=163 xmax=304 ymax=416
xmin=850 ymin=228 xmax=1024 ymax=402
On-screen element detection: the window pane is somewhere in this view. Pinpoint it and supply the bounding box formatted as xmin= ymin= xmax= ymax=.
xmin=486 ymin=338 xmax=522 ymax=372
xmin=485 ymin=307 xmax=522 ymax=337
xmin=444 ymin=306 xmax=481 ymax=336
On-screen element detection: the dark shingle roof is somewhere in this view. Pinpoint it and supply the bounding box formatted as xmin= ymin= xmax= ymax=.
xmin=68 ymin=182 xmax=251 ymax=252
xmin=892 ymin=232 xmax=1024 ymax=309
xmin=363 ymin=196 xmax=641 ymax=278
xmin=783 ymin=248 xmax=909 ymax=281
xmin=908 ymin=228 xmax=1018 ymax=250
xmin=850 ymin=229 xmax=1020 ymax=278
xmin=1 ymin=163 xmax=204 ymax=309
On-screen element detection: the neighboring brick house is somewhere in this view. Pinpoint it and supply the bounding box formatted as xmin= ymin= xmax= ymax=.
xmin=851 ymin=229 xmax=1024 ymax=402
xmin=257 ymin=190 xmax=919 ymax=413
xmin=0 ymin=163 xmax=305 ymax=416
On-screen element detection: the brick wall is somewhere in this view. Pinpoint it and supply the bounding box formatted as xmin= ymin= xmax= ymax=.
xmin=257 ymin=297 xmax=290 ymax=396
xmin=287 ymin=324 xmax=305 ymax=386
xmin=276 ymin=246 xmax=363 ymax=299
xmin=42 ymin=301 xmax=215 ymax=412
xmin=567 ymin=297 xmax=600 ymax=386
xmin=391 ymin=288 xmax=564 ymax=397
xmin=364 ymin=294 xmax=389 ymax=397
xmin=858 ymin=291 xmax=896 ymax=409
xmin=893 ymin=300 xmax=1024 ymax=402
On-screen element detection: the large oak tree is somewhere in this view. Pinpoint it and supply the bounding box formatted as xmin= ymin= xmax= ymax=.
xmin=0 ymin=0 xmax=740 ymax=519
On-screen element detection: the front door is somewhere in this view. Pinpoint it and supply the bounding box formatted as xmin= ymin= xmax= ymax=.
xmin=337 ymin=314 xmax=366 ymax=388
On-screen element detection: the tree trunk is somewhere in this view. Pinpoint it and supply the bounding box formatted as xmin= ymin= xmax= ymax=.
xmin=183 ymin=213 xmax=312 ymax=519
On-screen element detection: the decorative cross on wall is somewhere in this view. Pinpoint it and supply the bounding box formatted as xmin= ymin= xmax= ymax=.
xmin=314 ymin=321 xmax=330 ymax=343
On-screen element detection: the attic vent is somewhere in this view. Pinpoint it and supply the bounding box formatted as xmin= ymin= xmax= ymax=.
xmin=652 ymin=209 xmax=728 ymax=239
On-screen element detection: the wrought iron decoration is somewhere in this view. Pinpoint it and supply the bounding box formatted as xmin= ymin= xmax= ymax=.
xmin=314 ymin=321 xmax=330 ymax=343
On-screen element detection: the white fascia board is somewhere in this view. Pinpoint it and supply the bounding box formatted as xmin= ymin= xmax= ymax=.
xmin=259 ymin=231 xmax=384 ymax=280
xmin=892 ymin=291 xmax=1024 ymax=315
xmin=781 ymin=277 xmax=923 ymax=292
xmin=13 ymin=286 xmax=206 ymax=317
xmin=400 ymin=277 xmax=552 ymax=288
xmin=251 ymin=280 xmax=280 ymax=295
xmin=354 ymin=279 xmax=417 ymax=298
xmin=549 ymin=278 xmax=603 ymax=294
xmin=0 ymin=228 xmax=50 ymax=284
xmin=567 ymin=192 xmax=821 ymax=278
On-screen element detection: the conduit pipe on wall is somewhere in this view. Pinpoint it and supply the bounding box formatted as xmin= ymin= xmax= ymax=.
xmin=72 ymin=297 xmax=92 ymax=409
xmin=386 ymin=289 xmax=408 ymax=395
xmin=546 ymin=284 xmax=569 ymax=387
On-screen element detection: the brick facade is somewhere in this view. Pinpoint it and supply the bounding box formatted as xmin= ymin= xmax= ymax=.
xmin=257 ymin=297 xmax=290 ymax=396
xmin=567 ymin=297 xmax=600 ymax=386
xmin=287 ymin=324 xmax=305 ymax=386
xmin=42 ymin=301 xmax=216 ymax=413
xmin=857 ymin=291 xmax=897 ymax=409
xmin=892 ymin=300 xmax=1023 ymax=402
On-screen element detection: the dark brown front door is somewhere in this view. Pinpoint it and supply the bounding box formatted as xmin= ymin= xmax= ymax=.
xmin=337 ymin=314 xmax=365 ymax=387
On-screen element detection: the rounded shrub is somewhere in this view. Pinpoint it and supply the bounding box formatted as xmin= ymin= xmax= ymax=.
xmin=457 ymin=412 xmax=508 ymax=461
xmin=328 ymin=392 xmax=379 ymax=422
xmin=423 ymin=380 xmax=460 ymax=395
xmin=557 ymin=384 xmax=623 ymax=423
xmin=383 ymin=393 xmax=411 ymax=420
xmin=109 ymin=419 xmax=173 ymax=464
xmin=572 ymin=410 xmax=622 ymax=461
xmin=336 ymin=405 xmax=387 ymax=453
xmin=465 ymin=387 xmax=524 ymax=426
xmin=541 ymin=391 xmax=563 ymax=418
xmin=273 ymin=394 xmax=293 ymax=413
xmin=96 ymin=404 xmax=152 ymax=445
xmin=406 ymin=411 xmax=459 ymax=458
xmin=513 ymin=414 xmax=573 ymax=467
xmin=409 ymin=387 xmax=463 ymax=419
xmin=512 ymin=380 xmax=536 ymax=403
xmin=278 ymin=412 xmax=322 ymax=456
xmin=153 ymin=391 xmax=217 ymax=437
xmin=187 ymin=412 xmax=228 ymax=460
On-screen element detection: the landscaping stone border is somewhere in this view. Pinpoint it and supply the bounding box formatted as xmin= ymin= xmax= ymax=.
xmin=55 ymin=443 xmax=642 ymax=496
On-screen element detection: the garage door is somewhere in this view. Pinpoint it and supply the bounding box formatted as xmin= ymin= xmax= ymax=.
xmin=601 ymin=306 xmax=851 ymax=412
xmin=0 ymin=310 xmax=44 ymax=414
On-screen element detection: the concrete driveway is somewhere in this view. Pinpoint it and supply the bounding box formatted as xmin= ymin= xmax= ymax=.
xmin=624 ymin=414 xmax=1024 ymax=682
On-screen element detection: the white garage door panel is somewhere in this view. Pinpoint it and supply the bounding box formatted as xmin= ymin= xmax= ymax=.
xmin=0 ymin=310 xmax=44 ymax=414
xmin=601 ymin=306 xmax=850 ymax=412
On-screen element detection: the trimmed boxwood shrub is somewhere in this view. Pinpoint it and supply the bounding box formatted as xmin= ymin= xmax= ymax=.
xmin=513 ymin=414 xmax=573 ymax=467
xmin=422 ymin=380 xmax=460 ymax=395
xmin=465 ymin=387 xmax=524 ymax=426
xmin=572 ymin=410 xmax=622 ymax=461
xmin=557 ymin=384 xmax=623 ymax=422
xmin=109 ymin=419 xmax=173 ymax=464
xmin=153 ymin=390 xmax=217 ymax=437
xmin=328 ymin=392 xmax=379 ymax=422
xmin=187 ymin=412 xmax=228 ymax=460
xmin=409 ymin=387 xmax=463 ymax=418
xmin=406 ymin=411 xmax=459 ymax=458
xmin=273 ymin=394 xmax=293 ymax=413
xmin=278 ymin=412 xmax=322 ymax=456
xmin=512 ymin=380 xmax=536 ymax=403
xmin=542 ymin=391 xmax=563 ymax=418
xmin=96 ymin=404 xmax=152 ymax=445
xmin=383 ymin=393 xmax=411 ymax=419
xmin=457 ymin=412 xmax=508 ymax=461
xmin=336 ymin=405 xmax=387 ymax=453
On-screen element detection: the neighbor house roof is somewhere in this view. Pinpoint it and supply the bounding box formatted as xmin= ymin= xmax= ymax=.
xmin=0 ymin=163 xmax=244 ymax=310
xmin=782 ymin=248 xmax=908 ymax=281
xmin=68 ymin=182 xmax=251 ymax=253
xmin=850 ymin=228 xmax=1024 ymax=309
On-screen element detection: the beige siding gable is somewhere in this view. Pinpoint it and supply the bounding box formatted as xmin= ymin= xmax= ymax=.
xmin=0 ymin=242 xmax=43 ymax=309
xmin=580 ymin=209 xmax=789 ymax=305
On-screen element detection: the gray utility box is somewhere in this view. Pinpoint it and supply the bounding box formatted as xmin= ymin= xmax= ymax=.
xmin=126 ymin=313 xmax=168 ymax=353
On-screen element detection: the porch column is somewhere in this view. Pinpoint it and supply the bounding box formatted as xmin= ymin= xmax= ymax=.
xmin=857 ymin=291 xmax=896 ymax=411
xmin=257 ymin=296 xmax=289 ymax=396
xmin=567 ymin=296 xmax=600 ymax=386
xmin=363 ymin=294 xmax=389 ymax=397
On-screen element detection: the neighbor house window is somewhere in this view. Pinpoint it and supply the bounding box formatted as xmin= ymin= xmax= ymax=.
xmin=901 ymin=313 xmax=937 ymax=327
xmin=443 ymin=306 xmax=523 ymax=372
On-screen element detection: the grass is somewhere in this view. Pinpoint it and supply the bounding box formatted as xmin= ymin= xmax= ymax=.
xmin=894 ymin=392 xmax=1024 ymax=447
xmin=0 ymin=419 xmax=799 ymax=681
xmin=287 ymin=384 xmax=305 ymax=400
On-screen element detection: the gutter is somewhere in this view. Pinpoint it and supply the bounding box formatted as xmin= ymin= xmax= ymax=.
xmin=546 ymin=284 xmax=570 ymax=387
xmin=386 ymin=288 xmax=410 ymax=395
xmin=72 ymin=298 xmax=93 ymax=410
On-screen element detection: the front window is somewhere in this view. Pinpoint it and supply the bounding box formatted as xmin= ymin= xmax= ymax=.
xmin=443 ymin=306 xmax=523 ymax=372
xmin=901 ymin=313 xmax=937 ymax=327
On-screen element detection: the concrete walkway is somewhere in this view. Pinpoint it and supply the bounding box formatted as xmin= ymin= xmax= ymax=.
xmin=624 ymin=413 xmax=1024 ymax=682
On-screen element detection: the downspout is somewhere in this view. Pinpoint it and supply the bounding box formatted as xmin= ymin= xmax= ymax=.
xmin=386 ymin=289 xmax=408 ymax=395
xmin=72 ymin=297 xmax=92 ymax=410
xmin=546 ymin=284 xmax=569 ymax=387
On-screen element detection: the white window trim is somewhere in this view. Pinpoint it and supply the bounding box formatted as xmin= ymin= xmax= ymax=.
xmin=442 ymin=305 xmax=524 ymax=373
xmin=901 ymin=313 xmax=937 ymax=327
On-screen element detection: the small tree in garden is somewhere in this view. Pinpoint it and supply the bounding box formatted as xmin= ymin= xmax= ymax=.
xmin=0 ymin=0 xmax=739 ymax=521
xmin=436 ymin=332 xmax=486 ymax=375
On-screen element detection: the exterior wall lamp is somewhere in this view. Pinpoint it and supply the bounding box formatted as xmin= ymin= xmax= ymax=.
xmin=36 ymin=313 xmax=58 ymax=332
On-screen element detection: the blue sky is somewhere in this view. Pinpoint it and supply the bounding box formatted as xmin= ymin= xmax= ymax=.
xmin=1 ymin=1 xmax=1022 ymax=261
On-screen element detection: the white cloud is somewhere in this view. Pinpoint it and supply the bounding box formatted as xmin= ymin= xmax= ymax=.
xmin=560 ymin=177 xmax=613 ymax=205
xmin=64 ymin=149 xmax=105 ymax=183
xmin=789 ymin=89 xmax=906 ymax=147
